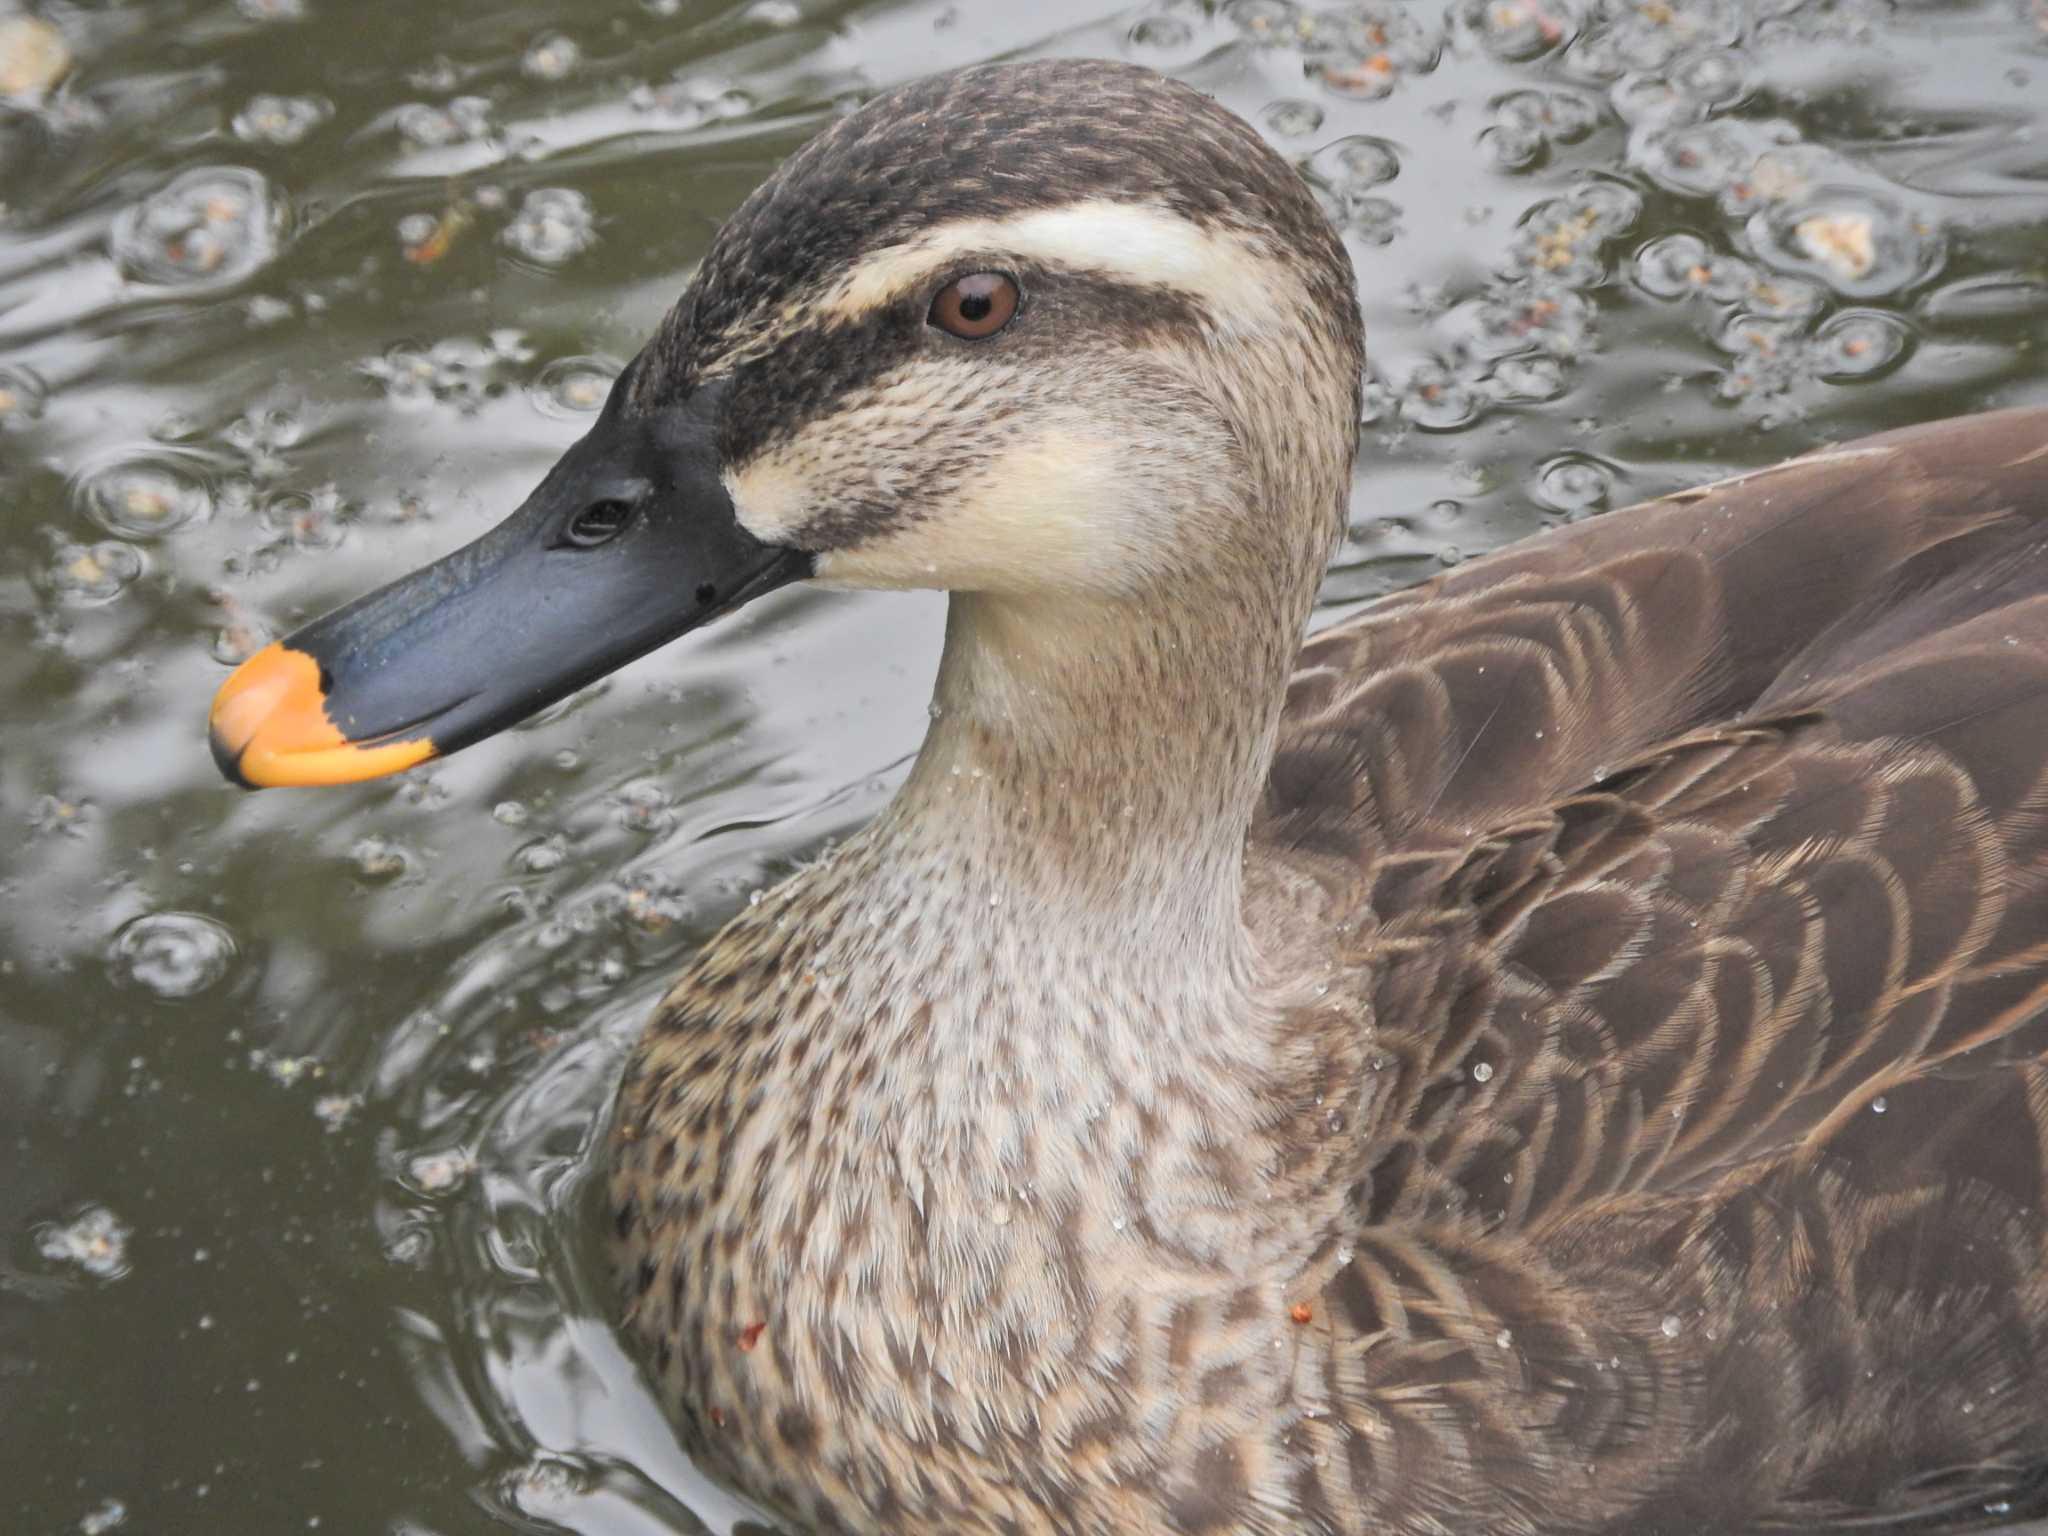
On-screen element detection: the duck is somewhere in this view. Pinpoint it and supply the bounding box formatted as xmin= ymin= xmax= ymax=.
xmin=204 ymin=55 xmax=2048 ymax=1536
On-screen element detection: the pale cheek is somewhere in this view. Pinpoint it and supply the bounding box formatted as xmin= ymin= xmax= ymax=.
xmin=818 ymin=431 xmax=1156 ymax=595
xmin=726 ymin=454 xmax=815 ymax=545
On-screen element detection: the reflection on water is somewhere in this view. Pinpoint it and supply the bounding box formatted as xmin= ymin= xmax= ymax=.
xmin=3 ymin=0 xmax=2046 ymax=1532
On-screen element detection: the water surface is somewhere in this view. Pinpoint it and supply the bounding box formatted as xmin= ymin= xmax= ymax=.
xmin=5 ymin=0 xmax=2048 ymax=1531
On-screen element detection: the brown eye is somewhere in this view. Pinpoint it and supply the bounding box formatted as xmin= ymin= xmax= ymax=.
xmin=928 ymin=271 xmax=1019 ymax=340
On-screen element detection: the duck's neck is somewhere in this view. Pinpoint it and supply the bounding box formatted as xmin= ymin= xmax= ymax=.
xmin=879 ymin=583 xmax=1296 ymax=977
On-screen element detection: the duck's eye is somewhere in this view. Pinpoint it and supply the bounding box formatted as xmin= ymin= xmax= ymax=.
xmin=929 ymin=272 xmax=1019 ymax=340
xmin=562 ymin=498 xmax=636 ymax=548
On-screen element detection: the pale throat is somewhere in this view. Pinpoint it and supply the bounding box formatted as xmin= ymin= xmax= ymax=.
xmin=862 ymin=555 xmax=1317 ymax=989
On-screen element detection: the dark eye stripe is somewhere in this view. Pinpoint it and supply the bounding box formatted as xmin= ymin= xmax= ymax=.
xmin=713 ymin=268 xmax=1213 ymax=466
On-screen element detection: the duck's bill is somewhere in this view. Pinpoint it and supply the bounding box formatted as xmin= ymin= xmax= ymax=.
xmin=208 ymin=381 xmax=809 ymax=789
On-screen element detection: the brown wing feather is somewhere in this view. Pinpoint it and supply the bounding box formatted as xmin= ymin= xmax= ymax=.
xmin=1262 ymin=408 xmax=2048 ymax=1531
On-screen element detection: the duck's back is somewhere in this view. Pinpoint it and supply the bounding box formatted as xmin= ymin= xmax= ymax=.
xmin=1259 ymin=407 xmax=2048 ymax=1531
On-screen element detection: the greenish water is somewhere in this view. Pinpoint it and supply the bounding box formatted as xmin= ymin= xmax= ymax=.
xmin=3 ymin=0 xmax=2045 ymax=1532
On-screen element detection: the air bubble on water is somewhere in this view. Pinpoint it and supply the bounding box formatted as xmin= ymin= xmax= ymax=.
xmin=1482 ymin=123 xmax=1546 ymax=173
xmin=613 ymin=781 xmax=674 ymax=833
xmin=111 ymin=167 xmax=282 ymax=288
xmin=260 ymin=488 xmax=348 ymax=551
xmin=1127 ymin=15 xmax=1194 ymax=52
xmin=1223 ymin=0 xmax=1308 ymax=47
xmin=1262 ymin=99 xmax=1324 ymax=137
xmin=393 ymin=97 xmax=491 ymax=147
xmin=1660 ymin=1313 xmax=1682 ymax=1338
xmin=521 ymin=33 xmax=580 ymax=81
xmin=499 ymin=1455 xmax=588 ymax=1519
xmin=1628 ymin=121 xmax=1752 ymax=196
xmin=1489 ymin=355 xmax=1567 ymax=403
xmin=1400 ymin=360 xmax=1483 ymax=431
xmin=1567 ymin=0 xmax=1738 ymax=82
xmin=1471 ymin=1060 xmax=1495 ymax=1083
xmin=1309 ymin=6 xmax=1445 ymax=100
xmin=232 ymin=94 xmax=330 ymax=145
xmin=45 ymin=538 xmax=144 ymax=604
xmin=1496 ymin=89 xmax=1600 ymax=148
xmin=108 ymin=912 xmax=236 ymax=999
xmin=1871 ymin=1095 xmax=1888 ymax=1115
xmin=1814 ymin=309 xmax=1912 ymax=381
xmin=517 ymin=836 xmax=568 ymax=874
xmin=0 ymin=363 xmax=48 ymax=426
xmin=30 ymin=793 xmax=96 ymax=837
xmin=40 ymin=1206 xmax=131 ymax=1279
xmin=1633 ymin=233 xmax=1730 ymax=300
xmin=530 ymin=355 xmax=618 ymax=418
xmin=1671 ymin=50 xmax=1748 ymax=108
xmin=73 ymin=450 xmax=215 ymax=539
xmin=1748 ymin=192 xmax=1944 ymax=299
xmin=629 ymin=73 xmax=754 ymax=121
xmin=350 ymin=837 xmax=413 ymax=881
xmin=1449 ymin=0 xmax=1577 ymax=62
xmin=1507 ymin=182 xmax=1641 ymax=286
xmin=502 ymin=187 xmax=596 ymax=267
xmin=1534 ymin=453 xmax=1614 ymax=516
xmin=1306 ymin=136 xmax=1401 ymax=228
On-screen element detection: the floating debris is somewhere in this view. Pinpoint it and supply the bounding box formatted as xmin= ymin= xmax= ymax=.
xmin=400 ymin=202 xmax=474 ymax=265
xmin=248 ymin=1048 xmax=322 ymax=1087
xmin=405 ymin=1147 xmax=478 ymax=1194
xmin=40 ymin=1206 xmax=131 ymax=1280
xmin=0 ymin=15 xmax=72 ymax=101
xmin=313 ymin=1093 xmax=361 ymax=1132
xmin=78 ymin=1497 xmax=127 ymax=1535
xmin=1795 ymin=210 xmax=1876 ymax=283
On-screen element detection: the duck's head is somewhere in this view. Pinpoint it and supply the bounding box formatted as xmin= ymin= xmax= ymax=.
xmin=209 ymin=58 xmax=1363 ymax=789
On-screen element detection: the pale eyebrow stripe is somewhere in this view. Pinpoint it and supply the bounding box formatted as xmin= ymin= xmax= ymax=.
xmin=809 ymin=198 xmax=1288 ymax=335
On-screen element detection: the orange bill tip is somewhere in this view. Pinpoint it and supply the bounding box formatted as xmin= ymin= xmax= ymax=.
xmin=209 ymin=641 xmax=436 ymax=788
